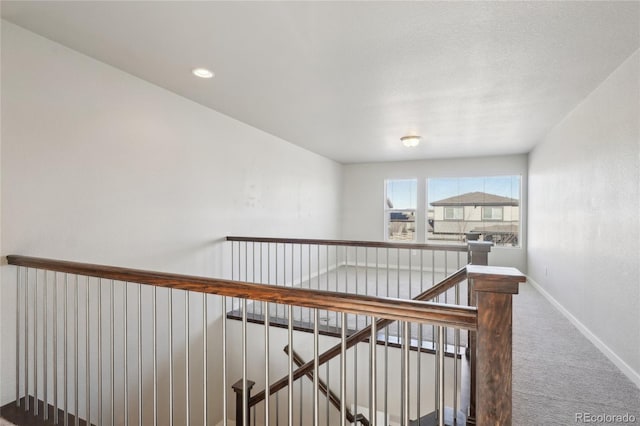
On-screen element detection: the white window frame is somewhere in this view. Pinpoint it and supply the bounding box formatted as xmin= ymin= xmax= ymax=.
xmin=384 ymin=179 xmax=417 ymax=242
xmin=426 ymin=175 xmax=522 ymax=248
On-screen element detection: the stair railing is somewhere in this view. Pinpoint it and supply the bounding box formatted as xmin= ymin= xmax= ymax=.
xmin=226 ymin=236 xmax=470 ymax=336
xmin=229 ymin=238 xmax=492 ymax=425
xmin=4 ymin=241 xmax=522 ymax=426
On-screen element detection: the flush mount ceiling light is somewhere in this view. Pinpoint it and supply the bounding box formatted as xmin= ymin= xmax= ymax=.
xmin=192 ymin=68 xmax=214 ymax=78
xmin=401 ymin=135 xmax=421 ymax=147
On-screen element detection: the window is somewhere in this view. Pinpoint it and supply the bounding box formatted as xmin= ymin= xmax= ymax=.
xmin=444 ymin=207 xmax=464 ymax=220
xmin=482 ymin=207 xmax=503 ymax=220
xmin=427 ymin=176 xmax=521 ymax=247
xmin=385 ymin=179 xmax=417 ymax=242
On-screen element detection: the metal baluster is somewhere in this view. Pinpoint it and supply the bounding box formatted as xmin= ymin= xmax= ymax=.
xmin=275 ymin=243 xmax=286 ymax=318
xmin=252 ymin=242 xmax=256 ymax=316
xmin=432 ymin=250 xmax=435 ymax=286
xmin=169 ymin=289 xmax=174 ymax=426
xmin=287 ymin=305 xmax=293 ymax=426
xmin=313 ymin=309 xmax=319 ymax=426
xmin=402 ymin=321 xmax=409 ymax=426
xmin=186 ymin=292 xmax=190 ymax=426
xmin=304 ymin=245 xmax=307 ymax=322
xmin=354 ymin=344 xmax=358 ymax=421
xmin=432 ymin=250 xmax=436 ymax=397
xmin=138 ymin=284 xmax=142 ymax=426
xmin=375 ymin=248 xmax=379 ymax=297
xmin=355 ymin=246 xmax=358 ymax=317
xmin=417 ymin=324 xmax=422 ymax=424
xmin=326 ymin=245 xmax=330 ymax=326
xmin=291 ymin=244 xmax=302 ymax=320
xmin=420 ymin=249 xmax=424 ymax=292
xmin=335 ymin=246 xmax=339 ymax=329
xmin=407 ymin=246 xmax=413 ymax=299
xmin=203 ymin=293 xmax=208 ymax=426
xmin=75 ymin=276 xmax=79 ymax=426
xmin=418 ymin=251 xmax=423 ymax=422
xmin=245 ymin=241 xmax=248 ymax=284
xmin=98 ymin=280 xmax=102 ymax=426
xmin=16 ymin=267 xmax=21 ymax=408
xmin=52 ymin=273 xmax=59 ymax=422
xmin=317 ymin=245 xmax=320 ymax=325
xmin=222 ymin=296 xmax=228 ymax=426
xmin=25 ymin=268 xmax=30 ymax=412
xmin=370 ymin=317 xmax=377 ymax=426
xmin=35 ymin=270 xmax=39 ymax=417
xmin=384 ymin=250 xmax=389 ymax=425
xmin=444 ymin=254 xmax=448 ymax=352
xmin=44 ymin=271 xmax=48 ymax=421
xmin=454 ymin=280 xmax=461 ymax=425
xmin=264 ymin=300 xmax=270 ymax=426
xmin=81 ymin=275 xmax=85 ymax=426
xmin=340 ymin=312 xmax=346 ymax=426
xmin=64 ymin=274 xmax=68 ymax=425
xmin=365 ymin=248 xmax=368 ymax=326
xmin=397 ymin=248 xmax=400 ymax=337
xmin=153 ymin=287 xmax=157 ymax=426
xmin=325 ymin=361 xmax=330 ymax=426
xmin=111 ymin=281 xmax=115 ymax=426
xmin=335 ymin=245 xmax=339 ymax=293
xmin=434 ymin=300 xmax=438 ymax=423
xmin=386 ymin=248 xmax=389 ymax=297
xmin=438 ymin=326 xmax=445 ymax=426
xmin=299 ymin=374 xmax=303 ymax=426
xmin=397 ymin=248 xmax=401 ymax=298
xmin=231 ymin=241 xmax=235 ymax=313
xmin=124 ymin=283 xmax=129 ymax=426
xmin=276 ymin=393 xmax=279 ymax=426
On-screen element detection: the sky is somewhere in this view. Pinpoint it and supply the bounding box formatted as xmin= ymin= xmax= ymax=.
xmin=386 ymin=176 xmax=521 ymax=209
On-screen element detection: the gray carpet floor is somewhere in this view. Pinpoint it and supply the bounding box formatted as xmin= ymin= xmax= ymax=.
xmin=513 ymin=283 xmax=640 ymax=425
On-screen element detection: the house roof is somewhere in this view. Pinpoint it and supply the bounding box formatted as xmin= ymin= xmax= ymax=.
xmin=431 ymin=192 xmax=519 ymax=206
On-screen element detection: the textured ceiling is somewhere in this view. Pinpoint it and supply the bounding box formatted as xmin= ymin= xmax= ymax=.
xmin=2 ymin=1 xmax=639 ymax=164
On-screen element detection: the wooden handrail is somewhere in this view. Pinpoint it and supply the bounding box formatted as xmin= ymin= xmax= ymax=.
xmin=248 ymin=267 xmax=470 ymax=407
xmin=226 ymin=236 xmax=468 ymax=252
xmin=6 ymin=255 xmax=476 ymax=328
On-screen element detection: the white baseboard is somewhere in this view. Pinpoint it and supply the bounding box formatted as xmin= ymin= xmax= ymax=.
xmin=527 ymin=276 xmax=640 ymax=389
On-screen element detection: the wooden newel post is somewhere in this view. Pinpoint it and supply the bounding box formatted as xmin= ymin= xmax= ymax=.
xmin=466 ymin=241 xmax=493 ymax=425
xmin=467 ymin=241 xmax=493 ymax=266
xmin=468 ymin=265 xmax=525 ymax=426
xmin=232 ymin=379 xmax=255 ymax=426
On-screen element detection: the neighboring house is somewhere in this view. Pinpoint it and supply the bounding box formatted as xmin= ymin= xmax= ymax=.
xmin=388 ymin=210 xmax=416 ymax=240
xmin=429 ymin=191 xmax=519 ymax=246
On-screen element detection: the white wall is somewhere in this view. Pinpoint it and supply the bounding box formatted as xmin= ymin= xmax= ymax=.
xmin=341 ymin=155 xmax=528 ymax=272
xmin=528 ymin=50 xmax=640 ymax=387
xmin=0 ymin=20 xmax=343 ymax=418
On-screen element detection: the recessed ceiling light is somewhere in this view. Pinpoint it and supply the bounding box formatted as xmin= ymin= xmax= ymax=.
xmin=192 ymin=68 xmax=214 ymax=79
xmin=401 ymin=135 xmax=421 ymax=147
